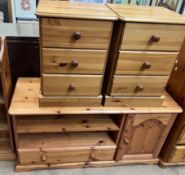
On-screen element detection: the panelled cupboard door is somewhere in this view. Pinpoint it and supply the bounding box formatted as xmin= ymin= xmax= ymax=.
xmin=115 ymin=113 xmax=176 ymax=161
xmin=40 ymin=18 xmax=113 ymax=49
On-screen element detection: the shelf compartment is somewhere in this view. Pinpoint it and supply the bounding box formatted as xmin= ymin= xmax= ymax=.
xmin=0 ymin=119 xmax=8 ymax=131
xmin=16 ymin=115 xmax=119 ymax=133
xmin=18 ymin=132 xmax=116 ymax=164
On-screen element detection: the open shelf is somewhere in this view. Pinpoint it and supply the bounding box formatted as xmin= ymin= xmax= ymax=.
xmin=0 ymin=138 xmax=12 ymax=154
xmin=18 ymin=132 xmax=116 ymax=149
xmin=16 ymin=115 xmax=119 ymax=133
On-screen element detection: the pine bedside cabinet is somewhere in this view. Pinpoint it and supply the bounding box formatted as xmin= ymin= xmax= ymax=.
xmin=104 ymin=4 xmax=185 ymax=107
xmin=36 ymin=0 xmax=117 ymax=106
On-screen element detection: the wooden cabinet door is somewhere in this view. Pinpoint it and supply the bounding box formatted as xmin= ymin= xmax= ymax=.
xmin=115 ymin=113 xmax=176 ymax=161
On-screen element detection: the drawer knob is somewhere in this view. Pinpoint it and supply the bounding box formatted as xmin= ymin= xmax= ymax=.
xmin=70 ymin=59 xmax=78 ymax=67
xmin=73 ymin=32 xmax=81 ymax=40
xmin=135 ymin=84 xmax=144 ymax=92
xmin=143 ymin=61 xmax=152 ymax=69
xmin=123 ymin=138 xmax=130 ymax=144
xmin=68 ymin=84 xmax=76 ymax=91
xmin=151 ymin=35 xmax=160 ymax=42
xmin=89 ymin=153 xmax=95 ymax=160
xmin=40 ymin=155 xmax=47 ymax=162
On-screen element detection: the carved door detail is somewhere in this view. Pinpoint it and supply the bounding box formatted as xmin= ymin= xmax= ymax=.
xmin=115 ymin=113 xmax=176 ymax=161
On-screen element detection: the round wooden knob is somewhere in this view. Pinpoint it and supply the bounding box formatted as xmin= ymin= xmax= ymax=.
xmin=143 ymin=61 xmax=152 ymax=69
xmin=68 ymin=84 xmax=75 ymax=91
xmin=151 ymin=35 xmax=160 ymax=42
xmin=40 ymin=155 xmax=46 ymax=162
xmin=123 ymin=138 xmax=129 ymax=144
xmin=73 ymin=32 xmax=81 ymax=40
xmin=135 ymin=84 xmax=144 ymax=92
xmin=89 ymin=153 xmax=95 ymax=160
xmin=70 ymin=59 xmax=78 ymax=67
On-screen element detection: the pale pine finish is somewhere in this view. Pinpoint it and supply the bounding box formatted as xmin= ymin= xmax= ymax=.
xmin=168 ymin=146 xmax=185 ymax=162
xmin=16 ymin=115 xmax=119 ymax=133
xmin=0 ymin=37 xmax=15 ymax=160
xmin=39 ymin=95 xmax=102 ymax=107
xmin=42 ymin=74 xmax=103 ymax=96
xmin=106 ymin=4 xmax=185 ymax=24
xmin=104 ymin=95 xmax=164 ymax=107
xmin=17 ymin=132 xmax=116 ymax=164
xmin=121 ymin=23 xmax=185 ymax=51
xmin=37 ymin=0 xmax=117 ymax=20
xmin=111 ymin=75 xmax=168 ymax=96
xmin=41 ymin=18 xmax=113 ymax=49
xmin=8 ymin=78 xmax=182 ymax=115
xmin=42 ymin=48 xmax=107 ymax=74
xmin=115 ymin=113 xmax=176 ymax=161
xmin=116 ymin=51 xmax=177 ymax=75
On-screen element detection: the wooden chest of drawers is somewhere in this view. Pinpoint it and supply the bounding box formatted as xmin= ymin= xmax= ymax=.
xmin=104 ymin=4 xmax=185 ymax=107
xmin=37 ymin=0 xmax=117 ymax=106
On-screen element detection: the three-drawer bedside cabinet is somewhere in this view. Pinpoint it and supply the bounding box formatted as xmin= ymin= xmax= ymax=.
xmin=104 ymin=4 xmax=185 ymax=107
xmin=36 ymin=0 xmax=117 ymax=106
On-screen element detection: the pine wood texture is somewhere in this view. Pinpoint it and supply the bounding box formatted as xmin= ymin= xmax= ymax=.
xmin=37 ymin=0 xmax=117 ymax=20
xmin=111 ymin=75 xmax=168 ymax=96
xmin=16 ymin=115 xmax=119 ymax=133
xmin=39 ymin=95 xmax=103 ymax=107
xmin=115 ymin=113 xmax=176 ymax=161
xmin=106 ymin=4 xmax=185 ymax=24
xmin=42 ymin=74 xmax=103 ymax=96
xmin=120 ymin=23 xmax=185 ymax=51
xmin=17 ymin=132 xmax=116 ymax=164
xmin=116 ymin=51 xmax=177 ymax=75
xmin=159 ymin=40 xmax=185 ymax=165
xmin=15 ymin=159 xmax=159 ymax=172
xmin=42 ymin=48 xmax=107 ymax=74
xmin=0 ymin=37 xmax=15 ymax=160
xmin=104 ymin=95 xmax=164 ymax=107
xmin=40 ymin=18 xmax=113 ymax=49
xmin=8 ymin=78 xmax=182 ymax=115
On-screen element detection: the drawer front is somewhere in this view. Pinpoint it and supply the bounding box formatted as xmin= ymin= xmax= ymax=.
xmin=176 ymin=126 xmax=185 ymax=144
xmin=42 ymin=74 xmax=103 ymax=96
xmin=121 ymin=23 xmax=185 ymax=51
xmin=42 ymin=48 xmax=107 ymax=74
xmin=169 ymin=146 xmax=185 ymax=162
xmin=116 ymin=51 xmax=177 ymax=75
xmin=111 ymin=75 xmax=168 ymax=96
xmin=41 ymin=18 xmax=113 ymax=49
xmin=18 ymin=147 xmax=116 ymax=165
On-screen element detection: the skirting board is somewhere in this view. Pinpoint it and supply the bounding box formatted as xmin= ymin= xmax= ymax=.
xmin=104 ymin=95 xmax=165 ymax=107
xmin=39 ymin=94 xmax=103 ymax=107
xmin=159 ymin=159 xmax=185 ymax=168
xmin=16 ymin=158 xmax=159 ymax=172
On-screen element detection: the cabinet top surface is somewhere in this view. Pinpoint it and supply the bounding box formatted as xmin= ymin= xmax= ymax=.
xmin=36 ymin=0 xmax=117 ymax=20
xmin=8 ymin=78 xmax=182 ymax=115
xmin=106 ymin=4 xmax=185 ymax=24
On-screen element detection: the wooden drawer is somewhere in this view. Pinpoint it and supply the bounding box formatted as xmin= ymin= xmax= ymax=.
xmin=115 ymin=51 xmax=177 ymax=75
xmin=121 ymin=23 xmax=185 ymax=51
xmin=42 ymin=74 xmax=103 ymax=96
xmin=40 ymin=18 xmax=113 ymax=49
xmin=42 ymin=48 xmax=107 ymax=74
xmin=18 ymin=132 xmax=116 ymax=165
xmin=111 ymin=75 xmax=168 ymax=96
xmin=169 ymin=145 xmax=185 ymax=162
